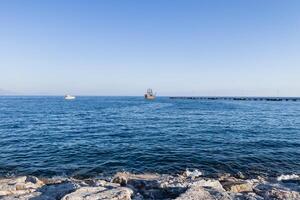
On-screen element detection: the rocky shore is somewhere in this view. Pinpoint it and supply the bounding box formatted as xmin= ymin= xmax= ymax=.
xmin=0 ymin=170 xmax=299 ymax=200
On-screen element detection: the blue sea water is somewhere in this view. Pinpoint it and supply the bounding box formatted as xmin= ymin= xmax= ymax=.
xmin=0 ymin=96 xmax=299 ymax=178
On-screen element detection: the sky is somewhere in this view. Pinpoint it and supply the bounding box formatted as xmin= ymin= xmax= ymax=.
xmin=0 ymin=0 xmax=300 ymax=96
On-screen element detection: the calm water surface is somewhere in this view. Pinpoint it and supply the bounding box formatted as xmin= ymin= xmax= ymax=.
xmin=0 ymin=96 xmax=299 ymax=178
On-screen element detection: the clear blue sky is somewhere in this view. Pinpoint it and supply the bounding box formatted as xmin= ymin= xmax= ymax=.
xmin=0 ymin=0 xmax=300 ymax=96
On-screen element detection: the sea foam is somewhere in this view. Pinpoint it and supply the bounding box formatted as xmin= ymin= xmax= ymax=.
xmin=277 ymin=174 xmax=299 ymax=181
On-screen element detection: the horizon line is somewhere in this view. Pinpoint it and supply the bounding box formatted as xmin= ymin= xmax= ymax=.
xmin=1 ymin=94 xmax=300 ymax=98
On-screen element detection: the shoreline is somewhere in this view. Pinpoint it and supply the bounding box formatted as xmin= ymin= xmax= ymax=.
xmin=0 ymin=170 xmax=299 ymax=199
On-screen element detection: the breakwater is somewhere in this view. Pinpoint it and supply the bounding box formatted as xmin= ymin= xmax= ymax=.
xmin=169 ymin=96 xmax=300 ymax=101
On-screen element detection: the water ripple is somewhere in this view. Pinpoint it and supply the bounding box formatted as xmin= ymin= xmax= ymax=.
xmin=0 ymin=96 xmax=299 ymax=177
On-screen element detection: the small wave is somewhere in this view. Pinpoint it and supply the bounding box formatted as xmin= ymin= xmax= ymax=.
xmin=277 ymin=174 xmax=299 ymax=181
xmin=183 ymin=169 xmax=203 ymax=178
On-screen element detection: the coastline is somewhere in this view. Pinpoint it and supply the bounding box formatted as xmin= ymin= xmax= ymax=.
xmin=0 ymin=170 xmax=299 ymax=200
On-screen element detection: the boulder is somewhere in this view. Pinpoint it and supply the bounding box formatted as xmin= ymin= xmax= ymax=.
xmin=230 ymin=192 xmax=264 ymax=200
xmin=254 ymin=184 xmax=300 ymax=200
xmin=112 ymin=172 xmax=163 ymax=190
xmin=132 ymin=192 xmax=144 ymax=200
xmin=218 ymin=173 xmax=232 ymax=181
xmin=175 ymin=186 xmax=216 ymax=200
xmin=0 ymin=176 xmax=44 ymax=196
xmin=112 ymin=172 xmax=185 ymax=199
xmin=266 ymin=188 xmax=300 ymax=200
xmin=91 ymin=179 xmax=121 ymax=187
xmin=0 ymin=192 xmax=42 ymax=200
xmin=221 ymin=180 xmax=252 ymax=193
xmin=62 ymin=186 xmax=133 ymax=200
xmin=176 ymin=178 xmax=231 ymax=200
xmin=112 ymin=173 xmax=128 ymax=186
xmin=34 ymin=181 xmax=78 ymax=199
xmin=175 ymin=185 xmax=231 ymax=200
xmin=1 ymin=181 xmax=78 ymax=200
xmin=190 ymin=179 xmax=225 ymax=191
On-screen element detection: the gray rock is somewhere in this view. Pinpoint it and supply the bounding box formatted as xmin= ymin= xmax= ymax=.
xmin=176 ymin=178 xmax=231 ymax=200
xmin=218 ymin=173 xmax=232 ymax=181
xmin=266 ymin=188 xmax=300 ymax=200
xmin=2 ymin=181 xmax=79 ymax=200
xmin=1 ymin=192 xmax=42 ymax=200
xmin=0 ymin=176 xmax=44 ymax=196
xmin=176 ymin=185 xmax=231 ymax=200
xmin=230 ymin=192 xmax=264 ymax=200
xmin=254 ymin=184 xmax=300 ymax=200
xmin=221 ymin=180 xmax=253 ymax=193
xmin=62 ymin=185 xmax=133 ymax=200
xmin=113 ymin=173 xmax=128 ymax=186
xmin=175 ymin=186 xmax=215 ymax=200
xmin=189 ymin=179 xmax=225 ymax=191
xmin=33 ymin=181 xmax=79 ymax=200
xmin=132 ymin=192 xmax=144 ymax=200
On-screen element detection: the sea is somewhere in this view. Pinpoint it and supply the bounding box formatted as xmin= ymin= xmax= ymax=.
xmin=0 ymin=96 xmax=299 ymax=178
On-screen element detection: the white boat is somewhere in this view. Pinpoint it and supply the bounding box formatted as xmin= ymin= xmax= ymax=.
xmin=64 ymin=95 xmax=76 ymax=100
xmin=144 ymin=88 xmax=156 ymax=100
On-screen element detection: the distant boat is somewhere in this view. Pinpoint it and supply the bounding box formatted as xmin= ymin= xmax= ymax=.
xmin=64 ymin=95 xmax=76 ymax=100
xmin=144 ymin=88 xmax=156 ymax=100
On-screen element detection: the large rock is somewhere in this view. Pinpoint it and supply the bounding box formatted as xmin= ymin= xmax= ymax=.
xmin=112 ymin=173 xmax=129 ymax=186
xmin=0 ymin=192 xmax=42 ymax=200
xmin=230 ymin=192 xmax=264 ymax=200
xmin=175 ymin=186 xmax=214 ymax=200
xmin=221 ymin=179 xmax=252 ymax=193
xmin=254 ymin=183 xmax=300 ymax=200
xmin=189 ymin=179 xmax=225 ymax=191
xmin=265 ymin=188 xmax=300 ymax=200
xmin=35 ymin=181 xmax=78 ymax=199
xmin=1 ymin=181 xmax=78 ymax=200
xmin=62 ymin=186 xmax=133 ymax=200
xmin=176 ymin=178 xmax=231 ymax=200
xmin=112 ymin=172 xmax=161 ymax=187
xmin=175 ymin=185 xmax=231 ymax=200
xmin=113 ymin=172 xmax=186 ymax=199
xmin=0 ymin=176 xmax=44 ymax=196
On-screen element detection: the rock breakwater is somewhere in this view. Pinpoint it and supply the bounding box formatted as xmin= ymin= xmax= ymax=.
xmin=0 ymin=170 xmax=299 ymax=200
